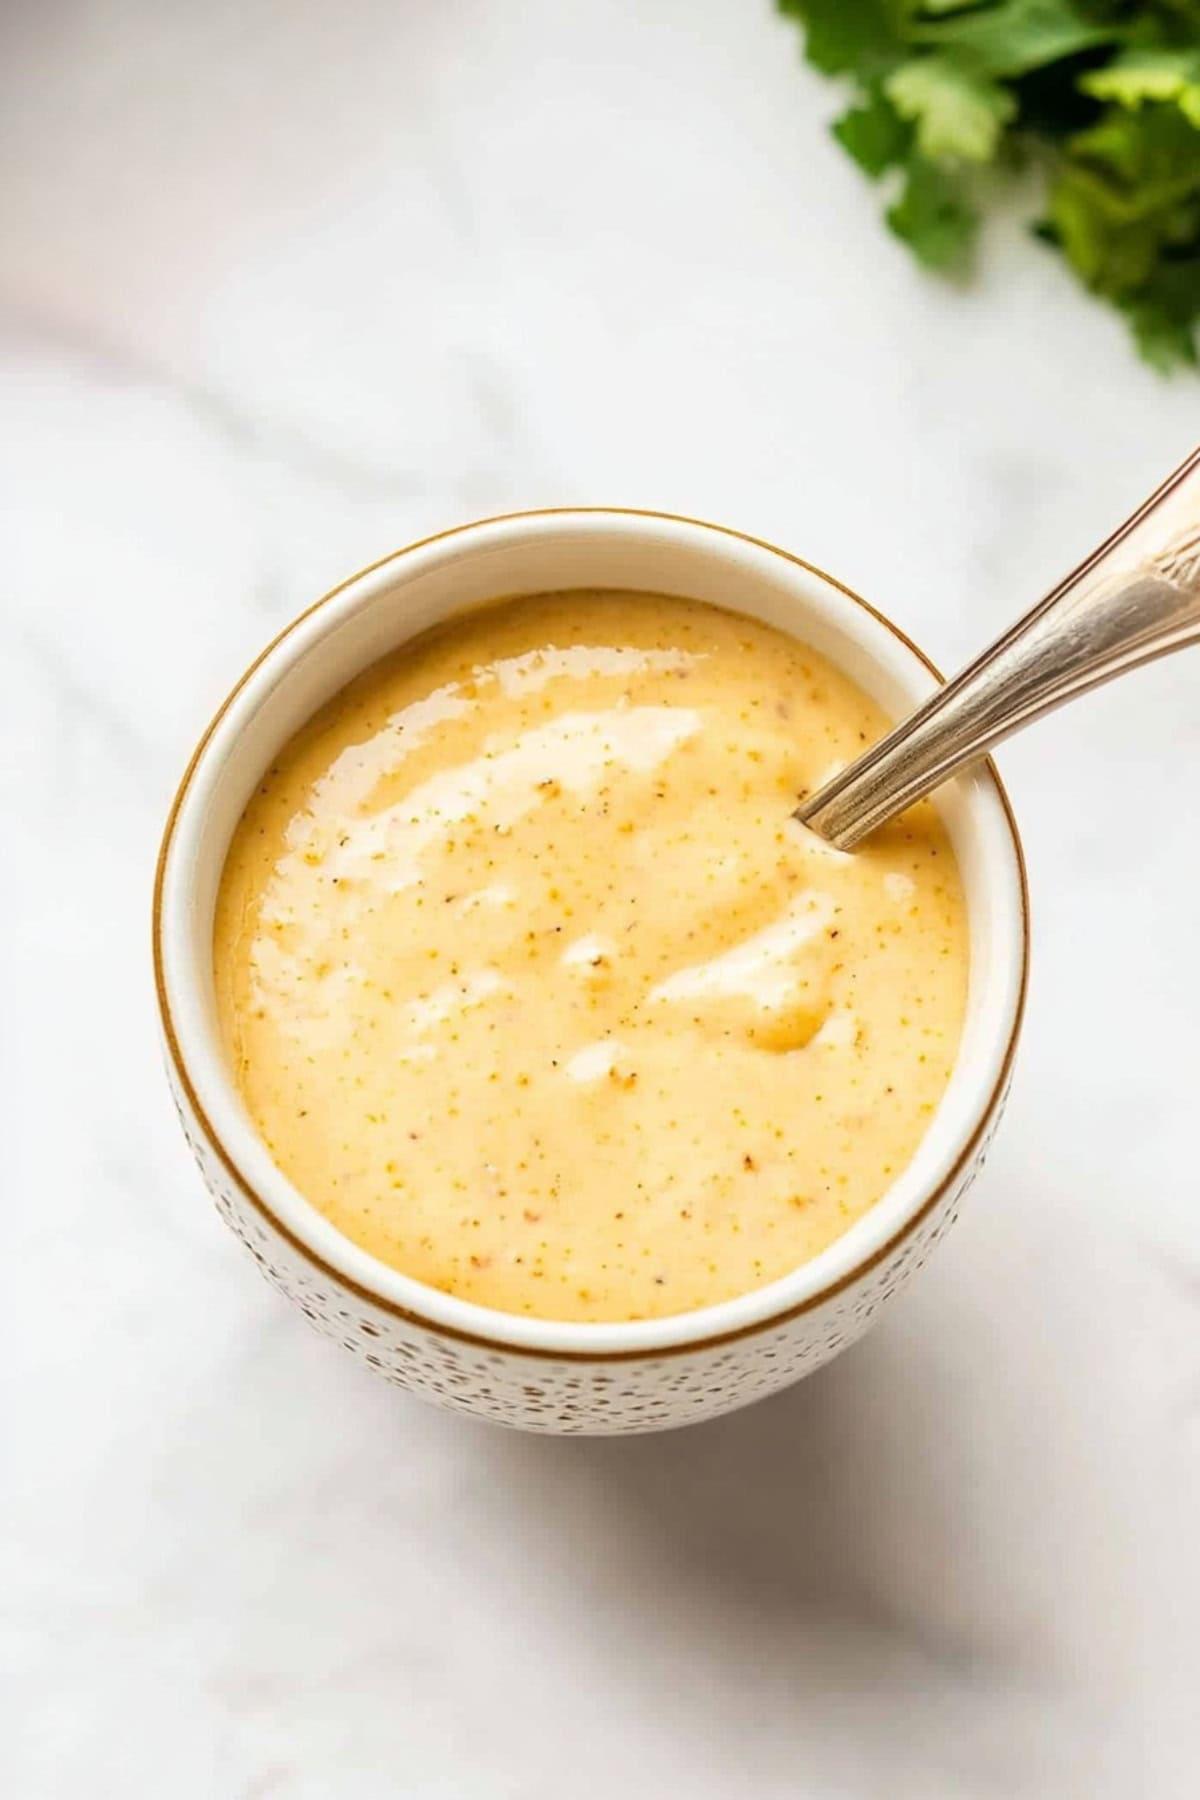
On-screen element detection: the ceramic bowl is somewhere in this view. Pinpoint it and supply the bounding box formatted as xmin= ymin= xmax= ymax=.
xmin=154 ymin=509 xmax=1028 ymax=1434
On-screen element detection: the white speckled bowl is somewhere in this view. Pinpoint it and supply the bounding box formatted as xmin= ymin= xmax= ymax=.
xmin=155 ymin=510 xmax=1028 ymax=1434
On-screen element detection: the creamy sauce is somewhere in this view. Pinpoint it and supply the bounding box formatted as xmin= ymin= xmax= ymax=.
xmin=214 ymin=592 xmax=968 ymax=1322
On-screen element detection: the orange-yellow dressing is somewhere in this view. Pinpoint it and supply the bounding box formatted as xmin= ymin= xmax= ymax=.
xmin=214 ymin=592 xmax=968 ymax=1322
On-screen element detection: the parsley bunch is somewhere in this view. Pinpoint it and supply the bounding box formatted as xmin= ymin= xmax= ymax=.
xmin=778 ymin=1 xmax=1200 ymax=369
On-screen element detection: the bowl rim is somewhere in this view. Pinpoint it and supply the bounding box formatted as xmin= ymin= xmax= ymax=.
xmin=154 ymin=506 xmax=1029 ymax=1361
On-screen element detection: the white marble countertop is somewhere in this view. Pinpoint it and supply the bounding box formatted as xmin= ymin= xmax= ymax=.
xmin=3 ymin=2 xmax=1198 ymax=1795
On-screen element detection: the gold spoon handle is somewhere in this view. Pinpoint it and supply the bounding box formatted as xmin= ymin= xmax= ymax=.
xmin=797 ymin=447 xmax=1200 ymax=851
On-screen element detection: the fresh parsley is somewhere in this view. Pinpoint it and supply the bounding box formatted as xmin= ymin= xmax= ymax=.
xmin=778 ymin=1 xmax=1200 ymax=369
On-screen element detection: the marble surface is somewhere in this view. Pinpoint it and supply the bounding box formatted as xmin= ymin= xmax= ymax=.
xmin=3 ymin=2 xmax=1198 ymax=1794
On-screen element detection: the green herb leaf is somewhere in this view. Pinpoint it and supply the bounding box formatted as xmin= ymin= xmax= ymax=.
xmin=832 ymin=84 xmax=913 ymax=174
xmin=779 ymin=1 xmax=1200 ymax=370
xmin=887 ymin=156 xmax=979 ymax=267
xmin=886 ymin=54 xmax=1018 ymax=161
xmin=1071 ymin=102 xmax=1200 ymax=193
xmin=1041 ymin=100 xmax=1200 ymax=359
xmin=1082 ymin=47 xmax=1200 ymax=125
xmin=1046 ymin=163 xmax=1164 ymax=292
xmin=909 ymin=0 xmax=1121 ymax=78
xmin=1122 ymin=256 xmax=1200 ymax=367
xmin=777 ymin=0 xmax=904 ymax=76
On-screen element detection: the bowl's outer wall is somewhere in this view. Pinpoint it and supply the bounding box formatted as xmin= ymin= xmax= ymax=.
xmin=168 ymin=1054 xmax=1010 ymax=1434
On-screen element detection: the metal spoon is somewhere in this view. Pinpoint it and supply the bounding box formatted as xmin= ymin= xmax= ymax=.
xmin=797 ymin=446 xmax=1200 ymax=850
